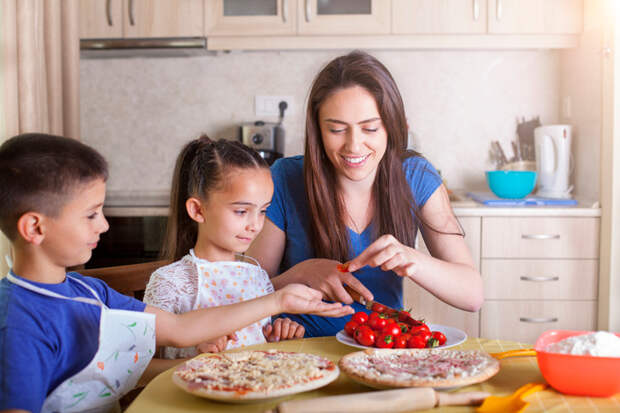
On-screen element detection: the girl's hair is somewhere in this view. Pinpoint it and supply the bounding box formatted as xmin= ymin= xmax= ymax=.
xmin=304 ymin=50 xmax=453 ymax=262
xmin=162 ymin=135 xmax=268 ymax=261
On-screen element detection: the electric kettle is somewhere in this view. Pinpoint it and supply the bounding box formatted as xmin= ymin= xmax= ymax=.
xmin=534 ymin=124 xmax=573 ymax=198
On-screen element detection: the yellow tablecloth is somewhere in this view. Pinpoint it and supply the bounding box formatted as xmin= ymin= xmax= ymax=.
xmin=126 ymin=337 xmax=620 ymax=413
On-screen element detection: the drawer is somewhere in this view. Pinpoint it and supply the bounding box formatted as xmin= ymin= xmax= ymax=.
xmin=482 ymin=217 xmax=599 ymax=259
xmin=481 ymin=300 xmax=597 ymax=344
xmin=482 ymin=259 xmax=598 ymax=300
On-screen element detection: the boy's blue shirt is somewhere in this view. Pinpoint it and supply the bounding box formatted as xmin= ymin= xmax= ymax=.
xmin=267 ymin=155 xmax=442 ymax=337
xmin=0 ymin=271 xmax=146 ymax=412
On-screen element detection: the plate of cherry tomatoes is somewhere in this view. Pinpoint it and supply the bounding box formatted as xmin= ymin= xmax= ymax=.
xmin=336 ymin=310 xmax=467 ymax=350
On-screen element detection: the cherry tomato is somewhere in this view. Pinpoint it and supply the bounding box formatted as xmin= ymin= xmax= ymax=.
xmin=384 ymin=317 xmax=397 ymax=327
xmin=409 ymin=323 xmax=431 ymax=335
xmin=370 ymin=302 xmax=387 ymax=313
xmin=351 ymin=311 xmax=368 ymax=325
xmin=398 ymin=310 xmax=412 ymax=322
xmin=368 ymin=311 xmax=380 ymax=320
xmin=407 ymin=333 xmax=428 ymax=349
xmin=376 ymin=333 xmax=395 ymax=349
xmin=368 ymin=315 xmax=388 ymax=331
xmin=431 ymin=331 xmax=447 ymax=346
xmin=344 ymin=320 xmax=359 ymax=337
xmin=394 ymin=333 xmax=411 ymax=348
xmin=382 ymin=324 xmax=401 ymax=338
xmin=354 ymin=326 xmax=376 ymax=347
xmin=397 ymin=322 xmax=410 ymax=334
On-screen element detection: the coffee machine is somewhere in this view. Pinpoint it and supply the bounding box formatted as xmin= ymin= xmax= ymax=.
xmin=239 ymin=120 xmax=284 ymax=165
xmin=534 ymin=124 xmax=573 ymax=198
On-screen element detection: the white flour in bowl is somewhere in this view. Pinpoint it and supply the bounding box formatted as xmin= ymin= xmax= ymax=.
xmin=544 ymin=331 xmax=620 ymax=357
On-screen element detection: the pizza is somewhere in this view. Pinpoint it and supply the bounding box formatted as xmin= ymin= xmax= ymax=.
xmin=339 ymin=348 xmax=499 ymax=389
xmin=172 ymin=350 xmax=340 ymax=401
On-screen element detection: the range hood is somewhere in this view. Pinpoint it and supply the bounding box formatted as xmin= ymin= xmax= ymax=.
xmin=80 ymin=37 xmax=208 ymax=57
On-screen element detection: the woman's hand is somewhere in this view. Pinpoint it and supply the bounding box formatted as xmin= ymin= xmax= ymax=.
xmin=274 ymin=258 xmax=374 ymax=304
xmin=275 ymin=283 xmax=354 ymax=317
xmin=196 ymin=333 xmax=238 ymax=353
xmin=263 ymin=318 xmax=305 ymax=342
xmin=346 ymin=235 xmax=421 ymax=279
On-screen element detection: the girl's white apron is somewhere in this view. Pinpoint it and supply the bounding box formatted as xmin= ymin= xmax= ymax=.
xmin=6 ymin=273 xmax=155 ymax=413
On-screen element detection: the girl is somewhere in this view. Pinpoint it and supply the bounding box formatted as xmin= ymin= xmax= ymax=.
xmin=248 ymin=51 xmax=484 ymax=337
xmin=144 ymin=136 xmax=305 ymax=358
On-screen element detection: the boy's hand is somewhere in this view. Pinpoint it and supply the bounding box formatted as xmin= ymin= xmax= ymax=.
xmin=275 ymin=284 xmax=354 ymax=317
xmin=196 ymin=333 xmax=237 ymax=353
xmin=263 ymin=318 xmax=305 ymax=342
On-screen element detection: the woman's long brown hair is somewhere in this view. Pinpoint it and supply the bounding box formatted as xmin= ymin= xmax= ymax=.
xmin=304 ymin=51 xmax=457 ymax=262
xmin=161 ymin=135 xmax=268 ymax=261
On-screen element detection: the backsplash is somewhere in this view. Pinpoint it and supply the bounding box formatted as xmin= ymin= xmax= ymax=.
xmin=80 ymin=50 xmax=561 ymax=195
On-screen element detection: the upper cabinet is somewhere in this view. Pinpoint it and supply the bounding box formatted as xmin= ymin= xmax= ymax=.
xmin=80 ymin=0 xmax=204 ymax=39
xmin=393 ymin=0 xmax=487 ymax=34
xmin=205 ymin=0 xmax=297 ymax=36
xmin=488 ymin=0 xmax=583 ymax=34
xmin=297 ymin=0 xmax=391 ymax=35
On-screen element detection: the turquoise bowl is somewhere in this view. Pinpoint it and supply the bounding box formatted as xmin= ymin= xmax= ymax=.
xmin=486 ymin=170 xmax=537 ymax=199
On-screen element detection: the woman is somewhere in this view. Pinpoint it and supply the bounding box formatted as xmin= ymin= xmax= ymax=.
xmin=248 ymin=50 xmax=483 ymax=337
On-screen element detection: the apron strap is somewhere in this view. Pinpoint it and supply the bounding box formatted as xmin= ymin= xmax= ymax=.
xmin=6 ymin=273 xmax=104 ymax=307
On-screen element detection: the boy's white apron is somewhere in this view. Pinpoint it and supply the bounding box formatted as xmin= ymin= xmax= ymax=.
xmin=6 ymin=273 xmax=155 ymax=413
xmin=189 ymin=250 xmax=273 ymax=349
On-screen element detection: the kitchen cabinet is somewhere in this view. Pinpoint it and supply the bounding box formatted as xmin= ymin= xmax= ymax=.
xmin=403 ymin=216 xmax=481 ymax=339
xmin=488 ymin=0 xmax=583 ymax=34
xmin=205 ymin=0 xmax=297 ymax=36
xmin=79 ymin=0 xmax=204 ymax=39
xmin=393 ymin=0 xmax=487 ymax=34
xmin=480 ymin=216 xmax=600 ymax=344
xmin=297 ymin=0 xmax=391 ymax=35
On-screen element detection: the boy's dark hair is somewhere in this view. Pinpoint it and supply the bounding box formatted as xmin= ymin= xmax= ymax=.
xmin=161 ymin=134 xmax=269 ymax=261
xmin=0 ymin=133 xmax=109 ymax=240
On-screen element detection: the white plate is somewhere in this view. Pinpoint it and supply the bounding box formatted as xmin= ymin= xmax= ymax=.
xmin=336 ymin=323 xmax=467 ymax=350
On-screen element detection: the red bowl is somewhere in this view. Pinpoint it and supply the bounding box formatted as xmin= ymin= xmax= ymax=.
xmin=534 ymin=330 xmax=620 ymax=397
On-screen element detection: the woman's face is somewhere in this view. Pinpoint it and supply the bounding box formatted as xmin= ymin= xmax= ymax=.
xmin=318 ymin=85 xmax=388 ymax=185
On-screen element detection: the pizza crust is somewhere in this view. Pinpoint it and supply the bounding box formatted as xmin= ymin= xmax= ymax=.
xmin=339 ymin=348 xmax=500 ymax=389
xmin=172 ymin=350 xmax=340 ymax=401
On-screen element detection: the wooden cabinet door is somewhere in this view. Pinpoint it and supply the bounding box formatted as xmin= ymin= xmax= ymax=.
xmin=393 ymin=0 xmax=487 ymax=34
xmin=79 ymin=0 xmax=124 ymax=38
xmin=488 ymin=0 xmax=583 ymax=34
xmin=206 ymin=0 xmax=297 ymax=36
xmin=123 ymin=0 xmax=204 ymax=38
xmin=403 ymin=216 xmax=481 ymax=338
xmin=297 ymin=0 xmax=391 ymax=35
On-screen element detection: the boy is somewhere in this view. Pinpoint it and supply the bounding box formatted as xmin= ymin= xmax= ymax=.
xmin=0 ymin=133 xmax=351 ymax=413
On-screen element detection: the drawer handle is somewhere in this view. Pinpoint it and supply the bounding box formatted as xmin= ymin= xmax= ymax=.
xmin=282 ymin=0 xmax=288 ymax=23
xmin=520 ymin=276 xmax=560 ymax=282
xmin=473 ymin=0 xmax=480 ymax=21
xmin=520 ymin=317 xmax=558 ymax=323
xmin=521 ymin=234 xmax=561 ymax=240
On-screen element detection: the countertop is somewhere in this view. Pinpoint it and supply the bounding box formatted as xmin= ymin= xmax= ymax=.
xmin=103 ymin=190 xmax=601 ymax=218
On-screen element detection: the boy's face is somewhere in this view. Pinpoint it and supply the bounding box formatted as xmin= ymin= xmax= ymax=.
xmin=196 ymin=168 xmax=273 ymax=261
xmin=41 ymin=178 xmax=109 ymax=268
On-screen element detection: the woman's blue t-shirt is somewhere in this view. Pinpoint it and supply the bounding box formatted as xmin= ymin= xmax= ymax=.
xmin=266 ymin=155 xmax=442 ymax=337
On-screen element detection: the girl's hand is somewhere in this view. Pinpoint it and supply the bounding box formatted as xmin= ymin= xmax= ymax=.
xmin=263 ymin=318 xmax=305 ymax=342
xmin=275 ymin=283 xmax=354 ymax=317
xmin=285 ymin=258 xmax=374 ymax=304
xmin=346 ymin=234 xmax=421 ymax=279
xmin=196 ymin=333 xmax=238 ymax=353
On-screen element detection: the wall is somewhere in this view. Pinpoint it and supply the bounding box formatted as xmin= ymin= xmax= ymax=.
xmin=81 ymin=50 xmax=563 ymax=195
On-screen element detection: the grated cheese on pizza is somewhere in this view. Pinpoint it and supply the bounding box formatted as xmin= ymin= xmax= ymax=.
xmin=174 ymin=350 xmax=337 ymax=394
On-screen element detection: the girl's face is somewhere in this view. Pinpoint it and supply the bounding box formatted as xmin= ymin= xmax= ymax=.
xmin=318 ymin=85 xmax=388 ymax=186
xmin=193 ymin=167 xmax=273 ymax=261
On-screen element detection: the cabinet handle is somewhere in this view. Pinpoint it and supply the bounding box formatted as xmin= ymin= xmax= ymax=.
xmin=520 ymin=317 xmax=558 ymax=323
xmin=496 ymin=0 xmax=502 ymax=21
xmin=473 ymin=0 xmax=479 ymax=21
xmin=521 ymin=234 xmax=560 ymax=240
xmin=106 ymin=0 xmax=113 ymax=26
xmin=520 ymin=275 xmax=560 ymax=282
xmin=128 ymin=0 xmax=135 ymax=26
xmin=305 ymin=0 xmax=311 ymax=22
xmin=282 ymin=0 xmax=288 ymax=23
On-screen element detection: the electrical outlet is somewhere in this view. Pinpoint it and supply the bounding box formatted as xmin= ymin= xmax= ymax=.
xmin=255 ymin=95 xmax=295 ymax=118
